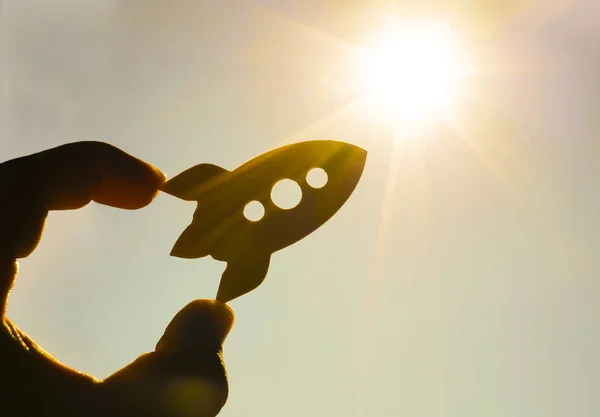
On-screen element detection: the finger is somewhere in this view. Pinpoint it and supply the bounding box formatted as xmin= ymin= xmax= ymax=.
xmin=102 ymin=300 xmax=235 ymax=417
xmin=0 ymin=141 xmax=166 ymax=211
xmin=0 ymin=141 xmax=166 ymax=259
xmin=155 ymin=299 xmax=235 ymax=354
xmin=0 ymin=142 xmax=167 ymax=312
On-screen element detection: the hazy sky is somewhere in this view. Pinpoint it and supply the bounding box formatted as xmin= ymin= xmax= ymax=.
xmin=2 ymin=1 xmax=600 ymax=416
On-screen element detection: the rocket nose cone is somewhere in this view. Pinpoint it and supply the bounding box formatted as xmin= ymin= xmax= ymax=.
xmin=341 ymin=143 xmax=368 ymax=176
xmin=347 ymin=142 xmax=368 ymax=161
xmin=323 ymin=140 xmax=367 ymax=159
xmin=324 ymin=140 xmax=367 ymax=168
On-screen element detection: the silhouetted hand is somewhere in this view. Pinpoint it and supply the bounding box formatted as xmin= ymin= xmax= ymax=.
xmin=0 ymin=142 xmax=234 ymax=417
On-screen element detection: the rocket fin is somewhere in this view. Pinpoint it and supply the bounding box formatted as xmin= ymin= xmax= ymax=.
xmin=170 ymin=223 xmax=211 ymax=259
xmin=161 ymin=163 xmax=229 ymax=201
xmin=216 ymin=253 xmax=271 ymax=302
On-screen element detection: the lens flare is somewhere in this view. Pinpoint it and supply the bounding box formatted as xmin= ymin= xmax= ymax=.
xmin=358 ymin=22 xmax=470 ymax=123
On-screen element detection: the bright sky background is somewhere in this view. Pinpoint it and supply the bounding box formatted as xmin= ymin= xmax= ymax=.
xmin=2 ymin=1 xmax=600 ymax=416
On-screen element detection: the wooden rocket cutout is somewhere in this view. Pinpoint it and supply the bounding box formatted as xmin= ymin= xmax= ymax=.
xmin=161 ymin=140 xmax=367 ymax=302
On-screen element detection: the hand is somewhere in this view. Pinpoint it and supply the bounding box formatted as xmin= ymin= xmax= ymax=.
xmin=0 ymin=142 xmax=234 ymax=417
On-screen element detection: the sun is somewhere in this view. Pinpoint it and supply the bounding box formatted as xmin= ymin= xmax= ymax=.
xmin=358 ymin=22 xmax=469 ymax=123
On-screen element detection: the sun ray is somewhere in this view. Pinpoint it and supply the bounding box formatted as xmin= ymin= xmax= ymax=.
xmin=355 ymin=123 xmax=425 ymax=415
xmin=443 ymin=100 xmax=582 ymax=279
xmin=444 ymin=108 xmax=516 ymax=196
xmin=245 ymin=0 xmax=362 ymax=56
xmin=275 ymin=97 xmax=366 ymax=147
xmin=365 ymin=136 xmax=403 ymax=313
xmin=352 ymin=128 xmax=403 ymax=416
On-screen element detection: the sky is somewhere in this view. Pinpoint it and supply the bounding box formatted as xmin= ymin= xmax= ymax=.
xmin=2 ymin=1 xmax=600 ymax=416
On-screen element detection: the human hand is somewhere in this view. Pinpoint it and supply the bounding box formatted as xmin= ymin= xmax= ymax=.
xmin=0 ymin=142 xmax=234 ymax=417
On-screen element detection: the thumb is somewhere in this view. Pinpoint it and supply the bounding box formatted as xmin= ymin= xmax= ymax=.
xmin=156 ymin=299 xmax=234 ymax=354
xmin=101 ymin=300 xmax=234 ymax=417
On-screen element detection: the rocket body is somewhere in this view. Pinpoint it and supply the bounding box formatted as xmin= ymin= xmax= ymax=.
xmin=162 ymin=140 xmax=367 ymax=302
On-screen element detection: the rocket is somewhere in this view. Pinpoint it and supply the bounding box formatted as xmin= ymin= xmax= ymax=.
xmin=161 ymin=140 xmax=367 ymax=302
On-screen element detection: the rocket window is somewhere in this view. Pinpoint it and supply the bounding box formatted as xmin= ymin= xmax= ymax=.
xmin=244 ymin=200 xmax=265 ymax=221
xmin=271 ymin=179 xmax=302 ymax=210
xmin=306 ymin=168 xmax=328 ymax=188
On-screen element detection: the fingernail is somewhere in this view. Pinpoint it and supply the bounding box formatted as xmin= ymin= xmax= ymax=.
xmin=156 ymin=299 xmax=235 ymax=354
xmin=150 ymin=164 xmax=167 ymax=186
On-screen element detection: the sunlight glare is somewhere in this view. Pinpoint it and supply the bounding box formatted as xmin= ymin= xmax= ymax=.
xmin=359 ymin=22 xmax=469 ymax=123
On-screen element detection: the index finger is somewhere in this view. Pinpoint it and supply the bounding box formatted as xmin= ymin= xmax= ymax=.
xmin=0 ymin=141 xmax=168 ymax=311
xmin=0 ymin=141 xmax=166 ymax=210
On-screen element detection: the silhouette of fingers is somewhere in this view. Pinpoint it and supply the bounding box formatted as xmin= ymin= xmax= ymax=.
xmin=0 ymin=145 xmax=234 ymax=417
xmin=0 ymin=141 xmax=166 ymax=260
xmin=102 ymin=300 xmax=235 ymax=417
xmin=0 ymin=141 xmax=166 ymax=212
xmin=0 ymin=142 xmax=166 ymax=314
